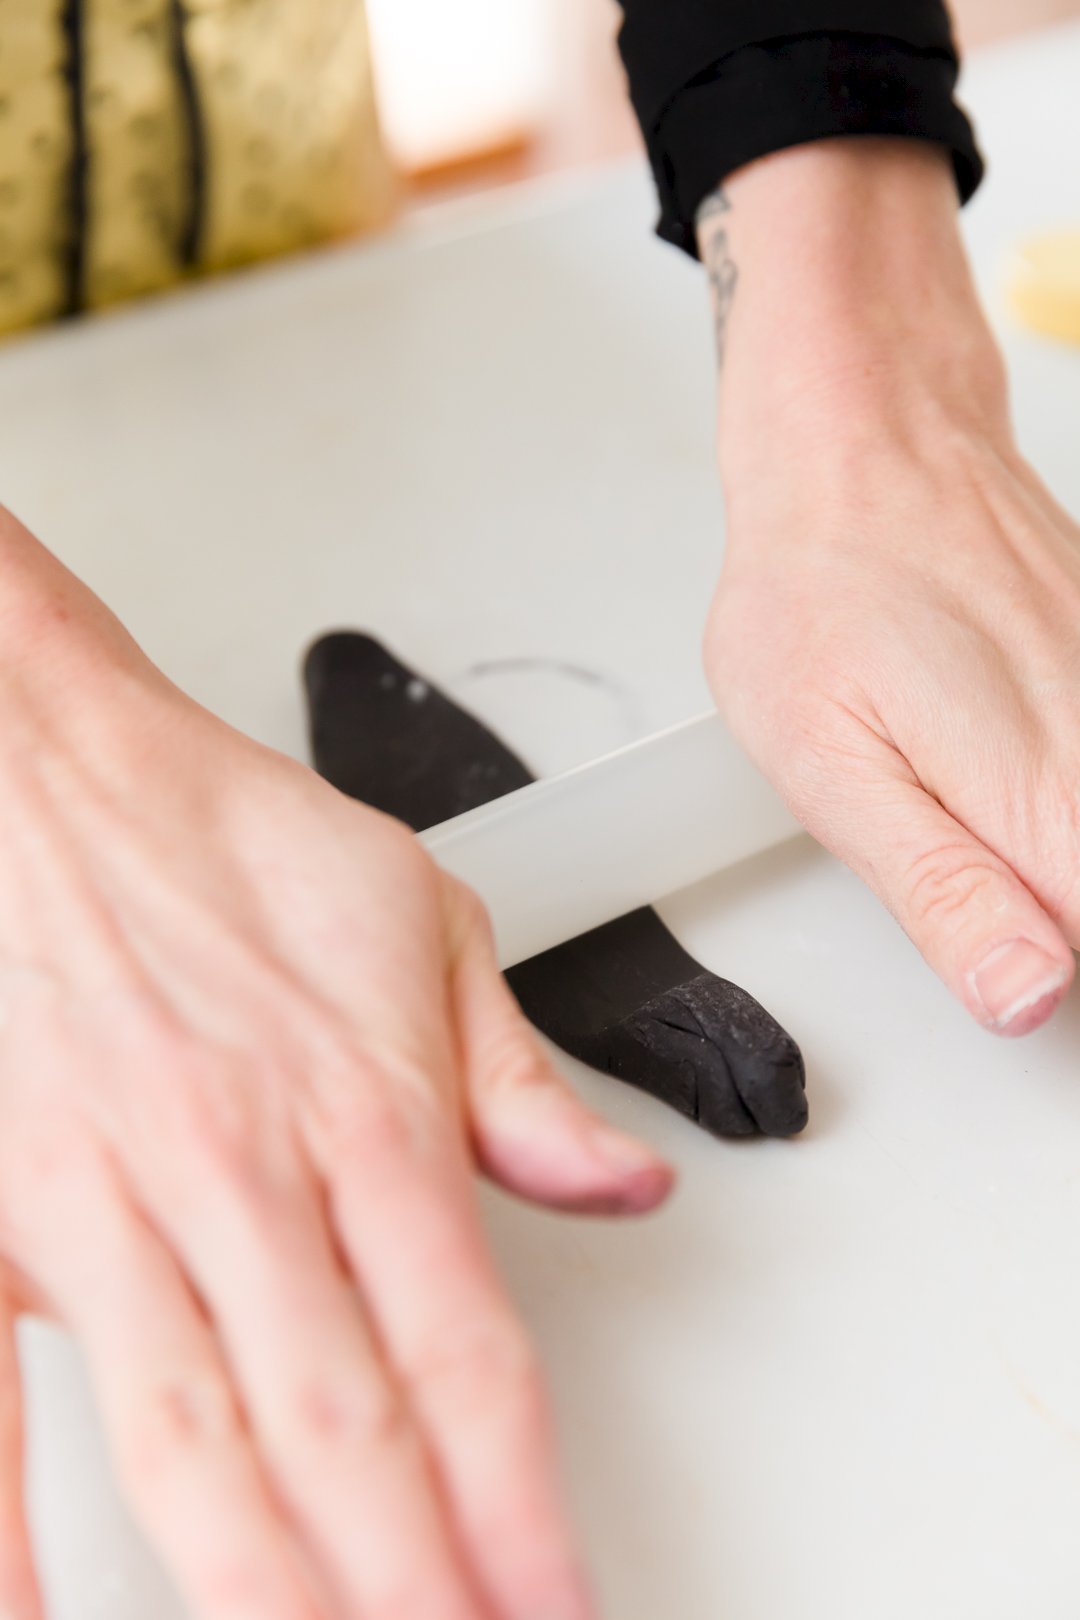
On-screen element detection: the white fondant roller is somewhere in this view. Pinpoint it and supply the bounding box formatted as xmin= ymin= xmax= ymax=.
xmin=421 ymin=711 xmax=803 ymax=968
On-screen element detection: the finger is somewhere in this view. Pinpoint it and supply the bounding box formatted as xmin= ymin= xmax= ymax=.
xmin=450 ymin=886 xmax=674 ymax=1215
xmin=146 ymin=1113 xmax=487 ymax=1620
xmin=324 ymin=1092 xmax=595 ymax=1620
xmin=29 ymin=1155 xmax=325 ymax=1620
xmin=801 ymin=754 xmax=1072 ymax=1037
xmin=0 ymin=1289 xmax=44 ymax=1620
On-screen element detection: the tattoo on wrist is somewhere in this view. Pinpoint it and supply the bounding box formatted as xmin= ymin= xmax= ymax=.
xmin=697 ymin=189 xmax=738 ymax=368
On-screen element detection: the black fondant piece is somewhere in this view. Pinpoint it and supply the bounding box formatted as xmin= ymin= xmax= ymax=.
xmin=304 ymin=631 xmax=533 ymax=825
xmin=302 ymin=632 xmax=808 ymax=1140
xmin=507 ymin=924 xmax=806 ymax=1139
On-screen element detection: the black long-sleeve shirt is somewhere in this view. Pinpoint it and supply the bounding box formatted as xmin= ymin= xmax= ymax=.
xmin=615 ymin=0 xmax=984 ymax=255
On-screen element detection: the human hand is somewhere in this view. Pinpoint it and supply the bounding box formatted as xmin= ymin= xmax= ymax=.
xmin=702 ymin=139 xmax=1078 ymax=1037
xmin=0 ymin=512 xmax=673 ymax=1620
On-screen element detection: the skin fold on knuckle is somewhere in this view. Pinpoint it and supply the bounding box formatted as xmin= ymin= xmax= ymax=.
xmin=273 ymin=1374 xmax=417 ymax=1477
xmin=0 ymin=1129 xmax=94 ymax=1259
xmin=318 ymin=1077 xmax=455 ymax=1192
xmin=117 ymin=1371 xmax=241 ymax=1502
xmin=303 ymin=1048 xmax=406 ymax=1149
xmin=760 ymin=730 xmax=878 ymax=852
xmin=151 ymin=1064 xmax=307 ymax=1227
xmin=407 ymin=1317 xmax=543 ymax=1428
xmin=442 ymin=873 xmax=496 ymax=966
xmin=899 ymin=842 xmax=1004 ymax=944
xmin=472 ymin=1024 xmax=556 ymax=1105
xmin=357 ymin=814 xmax=444 ymax=914
xmin=711 ymin=641 xmax=867 ymax=811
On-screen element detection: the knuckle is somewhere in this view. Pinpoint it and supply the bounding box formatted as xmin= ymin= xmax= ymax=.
xmin=0 ymin=1128 xmax=94 ymax=1215
xmin=410 ymin=1317 xmax=541 ymax=1414
xmin=902 ymin=844 xmax=1000 ymax=935
xmin=157 ymin=1068 xmax=300 ymax=1216
xmin=443 ymin=873 xmax=497 ymax=960
xmin=0 ymin=1135 xmax=111 ymax=1262
xmin=176 ymin=1112 xmax=274 ymax=1220
xmin=779 ymin=697 xmax=863 ymax=786
xmin=284 ymin=1376 xmax=414 ymax=1460
xmin=451 ymin=877 xmax=492 ymax=936
xmin=119 ymin=1371 xmax=239 ymax=1494
xmin=378 ymin=818 xmax=439 ymax=889
xmin=325 ymin=1086 xmax=416 ymax=1171
xmin=477 ymin=1025 xmax=552 ymax=1098
xmin=317 ymin=1048 xmax=456 ymax=1176
xmin=184 ymin=1107 xmax=256 ymax=1180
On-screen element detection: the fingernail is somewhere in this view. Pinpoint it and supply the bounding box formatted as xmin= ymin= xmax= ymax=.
xmin=589 ymin=1123 xmax=665 ymax=1178
xmin=972 ymin=939 xmax=1069 ymax=1033
xmin=587 ymin=1127 xmax=676 ymax=1211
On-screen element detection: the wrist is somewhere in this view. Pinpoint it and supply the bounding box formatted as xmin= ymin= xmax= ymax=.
xmin=700 ymin=139 xmax=1009 ymax=467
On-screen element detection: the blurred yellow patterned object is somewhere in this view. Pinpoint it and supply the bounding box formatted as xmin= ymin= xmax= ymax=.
xmin=0 ymin=0 xmax=392 ymax=336
xmin=1006 ymin=229 xmax=1080 ymax=345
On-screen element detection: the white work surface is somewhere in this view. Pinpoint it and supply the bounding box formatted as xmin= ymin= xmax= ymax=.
xmin=2 ymin=22 xmax=1080 ymax=1620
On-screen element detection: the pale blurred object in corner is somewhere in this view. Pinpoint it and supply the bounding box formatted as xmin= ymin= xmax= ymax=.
xmin=1006 ymin=230 xmax=1080 ymax=343
xmin=366 ymin=0 xmax=555 ymax=176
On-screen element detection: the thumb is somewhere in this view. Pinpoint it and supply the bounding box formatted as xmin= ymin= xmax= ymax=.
xmin=447 ymin=885 xmax=675 ymax=1215
xmin=821 ymin=774 xmax=1073 ymax=1037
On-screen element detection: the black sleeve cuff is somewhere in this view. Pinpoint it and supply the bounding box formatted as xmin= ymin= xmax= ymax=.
xmin=624 ymin=33 xmax=985 ymax=258
xmin=619 ymin=0 xmax=961 ymax=135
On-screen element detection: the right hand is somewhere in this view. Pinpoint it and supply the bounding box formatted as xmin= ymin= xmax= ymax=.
xmin=0 ymin=510 xmax=673 ymax=1620
xmin=701 ymin=140 xmax=1080 ymax=1041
